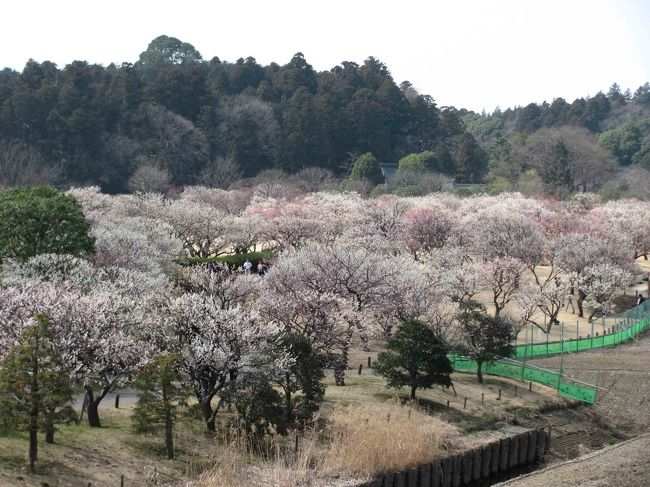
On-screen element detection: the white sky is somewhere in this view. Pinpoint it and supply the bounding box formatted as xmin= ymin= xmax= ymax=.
xmin=3 ymin=0 xmax=649 ymax=112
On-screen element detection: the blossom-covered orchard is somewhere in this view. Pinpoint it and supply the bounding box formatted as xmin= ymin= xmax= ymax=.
xmin=0 ymin=186 xmax=647 ymax=466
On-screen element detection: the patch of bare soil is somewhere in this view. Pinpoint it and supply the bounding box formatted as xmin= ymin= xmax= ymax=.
xmin=492 ymin=331 xmax=650 ymax=485
xmin=496 ymin=433 xmax=650 ymax=487
xmin=529 ymin=331 xmax=650 ymax=434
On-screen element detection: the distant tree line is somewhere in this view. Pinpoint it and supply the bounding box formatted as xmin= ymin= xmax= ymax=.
xmin=0 ymin=35 xmax=488 ymax=192
xmin=461 ymin=82 xmax=650 ymax=198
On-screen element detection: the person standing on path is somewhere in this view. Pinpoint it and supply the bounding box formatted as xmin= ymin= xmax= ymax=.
xmin=243 ymin=259 xmax=253 ymax=274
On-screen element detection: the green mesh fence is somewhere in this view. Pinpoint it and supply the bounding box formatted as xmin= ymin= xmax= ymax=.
xmin=448 ymin=354 xmax=598 ymax=404
xmin=448 ymin=300 xmax=650 ymax=405
xmin=514 ymin=300 xmax=650 ymax=359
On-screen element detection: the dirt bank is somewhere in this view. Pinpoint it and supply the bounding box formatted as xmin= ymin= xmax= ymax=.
xmin=496 ymin=433 xmax=650 ymax=487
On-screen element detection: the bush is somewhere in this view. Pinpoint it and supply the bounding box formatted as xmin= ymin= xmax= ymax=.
xmin=220 ymin=371 xmax=286 ymax=436
xmin=398 ymin=151 xmax=440 ymax=172
xmin=347 ymin=153 xmax=385 ymax=185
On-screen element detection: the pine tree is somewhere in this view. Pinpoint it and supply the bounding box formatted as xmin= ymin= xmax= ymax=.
xmin=347 ymin=152 xmax=385 ymax=185
xmin=373 ymin=320 xmax=452 ymax=400
xmin=0 ymin=315 xmax=75 ymax=473
xmin=131 ymin=354 xmax=189 ymax=459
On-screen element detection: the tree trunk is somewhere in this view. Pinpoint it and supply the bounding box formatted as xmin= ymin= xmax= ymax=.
xmin=410 ymin=385 xmax=417 ymax=400
xmin=476 ymin=361 xmax=484 ymax=384
xmin=87 ymin=400 xmax=101 ymax=428
xmin=163 ymin=385 xmax=174 ymax=460
xmin=284 ymin=374 xmax=293 ymax=425
xmin=29 ymin=338 xmax=39 ymax=474
xmin=83 ymin=384 xmax=103 ymax=428
xmin=577 ymin=289 xmax=586 ymax=318
xmin=45 ymin=411 xmax=54 ymax=444
xmin=201 ymin=399 xmax=216 ymax=432
xmin=334 ymin=342 xmax=350 ymax=386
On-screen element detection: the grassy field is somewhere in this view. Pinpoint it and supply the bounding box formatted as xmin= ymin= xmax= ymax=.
xmin=0 ymin=368 xmax=567 ymax=486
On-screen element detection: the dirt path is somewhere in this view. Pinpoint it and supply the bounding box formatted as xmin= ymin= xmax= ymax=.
xmin=496 ymin=433 xmax=650 ymax=487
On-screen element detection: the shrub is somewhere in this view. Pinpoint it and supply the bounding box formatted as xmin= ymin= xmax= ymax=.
xmin=374 ymin=320 xmax=452 ymax=400
xmin=220 ymin=371 xmax=286 ymax=436
xmin=347 ymin=153 xmax=385 ymax=185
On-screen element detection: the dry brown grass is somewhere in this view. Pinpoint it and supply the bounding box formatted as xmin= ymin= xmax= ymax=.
xmin=188 ymin=400 xmax=478 ymax=487
xmin=322 ymin=400 xmax=474 ymax=477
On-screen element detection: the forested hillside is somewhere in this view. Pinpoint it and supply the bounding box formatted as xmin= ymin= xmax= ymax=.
xmin=461 ymin=82 xmax=650 ymax=198
xmin=0 ymin=35 xmax=487 ymax=193
xmin=2 ymin=34 xmax=649 ymax=198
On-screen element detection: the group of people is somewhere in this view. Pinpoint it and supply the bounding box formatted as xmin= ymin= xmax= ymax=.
xmin=204 ymin=259 xmax=269 ymax=277
xmin=243 ymin=259 xmax=267 ymax=276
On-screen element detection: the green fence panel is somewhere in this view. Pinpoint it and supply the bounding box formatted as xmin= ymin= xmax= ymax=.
xmin=558 ymin=381 xmax=597 ymax=404
xmin=603 ymin=334 xmax=616 ymax=346
xmin=592 ymin=336 xmax=604 ymax=347
xmin=522 ymin=367 xmax=561 ymax=389
xmin=577 ymin=339 xmax=592 ymax=351
xmin=485 ymin=361 xmax=521 ymax=380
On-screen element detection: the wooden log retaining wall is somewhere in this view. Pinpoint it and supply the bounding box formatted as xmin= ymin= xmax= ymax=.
xmin=359 ymin=428 xmax=549 ymax=487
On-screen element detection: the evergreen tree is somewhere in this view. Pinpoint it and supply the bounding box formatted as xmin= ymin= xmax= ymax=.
xmin=347 ymin=152 xmax=385 ymax=185
xmin=221 ymin=371 xmax=286 ymax=436
xmin=270 ymin=332 xmax=325 ymax=425
xmin=0 ymin=186 xmax=95 ymax=264
xmin=132 ymin=353 xmax=189 ymax=460
xmin=0 ymin=315 xmax=75 ymax=473
xmin=373 ymin=320 xmax=452 ymax=400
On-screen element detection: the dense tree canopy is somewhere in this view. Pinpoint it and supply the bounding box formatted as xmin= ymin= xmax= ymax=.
xmin=0 ymin=37 xmax=491 ymax=192
xmin=0 ymin=186 xmax=95 ymax=263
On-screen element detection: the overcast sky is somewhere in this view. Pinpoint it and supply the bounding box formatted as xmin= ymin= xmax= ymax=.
xmin=3 ymin=0 xmax=649 ymax=112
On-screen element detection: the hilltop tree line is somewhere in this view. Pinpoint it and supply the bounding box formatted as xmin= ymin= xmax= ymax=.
xmin=0 ymin=35 xmax=487 ymax=193
xmin=462 ymin=82 xmax=650 ymax=198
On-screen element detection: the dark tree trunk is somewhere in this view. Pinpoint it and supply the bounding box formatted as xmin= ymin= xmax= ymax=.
xmin=334 ymin=342 xmax=350 ymax=386
xmin=45 ymin=412 xmax=54 ymax=444
xmin=410 ymin=385 xmax=417 ymax=400
xmin=87 ymin=400 xmax=101 ymax=428
xmin=476 ymin=361 xmax=484 ymax=384
xmin=284 ymin=373 xmax=293 ymax=425
xmin=577 ymin=289 xmax=586 ymax=318
xmin=28 ymin=329 xmax=40 ymax=473
xmin=163 ymin=385 xmax=174 ymax=460
xmin=334 ymin=366 xmax=346 ymax=386
xmin=201 ymin=399 xmax=216 ymax=432
xmin=83 ymin=383 xmax=111 ymax=428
